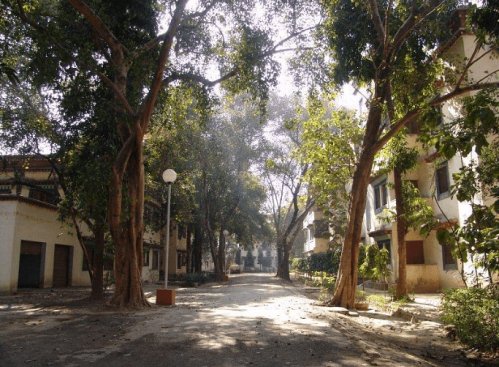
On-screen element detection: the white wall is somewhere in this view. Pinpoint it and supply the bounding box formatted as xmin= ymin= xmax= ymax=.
xmin=0 ymin=199 xmax=91 ymax=292
xmin=0 ymin=201 xmax=18 ymax=292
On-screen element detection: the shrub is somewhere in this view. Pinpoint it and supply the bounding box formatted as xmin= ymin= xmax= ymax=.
xmin=366 ymin=294 xmax=390 ymax=311
xmin=183 ymin=272 xmax=215 ymax=287
xmin=291 ymin=257 xmax=309 ymax=272
xmin=441 ymin=286 xmax=499 ymax=351
xmin=309 ymin=251 xmax=340 ymax=274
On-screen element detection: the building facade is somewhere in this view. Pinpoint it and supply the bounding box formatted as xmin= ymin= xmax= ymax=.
xmin=302 ymin=207 xmax=330 ymax=256
xmin=363 ymin=16 xmax=497 ymax=292
xmin=0 ymin=156 xmax=186 ymax=293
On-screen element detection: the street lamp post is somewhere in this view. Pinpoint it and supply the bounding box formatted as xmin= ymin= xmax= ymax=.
xmin=156 ymin=169 xmax=177 ymax=306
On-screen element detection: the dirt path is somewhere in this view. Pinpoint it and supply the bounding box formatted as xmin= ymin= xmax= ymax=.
xmin=0 ymin=274 xmax=486 ymax=366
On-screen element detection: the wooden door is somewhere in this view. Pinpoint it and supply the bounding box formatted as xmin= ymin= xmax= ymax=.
xmin=18 ymin=241 xmax=43 ymax=288
xmin=53 ymin=245 xmax=71 ymax=287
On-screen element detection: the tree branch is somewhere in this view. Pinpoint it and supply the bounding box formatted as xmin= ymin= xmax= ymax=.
xmin=68 ymin=0 xmax=127 ymax=58
xmin=456 ymin=42 xmax=482 ymax=87
xmin=368 ymin=0 xmax=386 ymax=48
xmin=163 ymin=26 xmax=316 ymax=89
xmin=388 ymin=1 xmax=445 ymax=62
xmin=373 ymin=81 xmax=499 ymax=153
xmin=474 ymin=69 xmax=499 ymax=85
xmin=14 ymin=1 xmax=136 ymax=116
xmin=96 ymin=71 xmax=136 ymax=115
xmin=139 ymin=0 xmax=188 ymax=130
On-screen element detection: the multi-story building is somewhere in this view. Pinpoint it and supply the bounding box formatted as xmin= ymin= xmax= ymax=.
xmin=302 ymin=207 xmax=330 ymax=256
xmin=363 ymin=9 xmax=497 ymax=292
xmin=0 ymin=155 xmax=186 ymax=293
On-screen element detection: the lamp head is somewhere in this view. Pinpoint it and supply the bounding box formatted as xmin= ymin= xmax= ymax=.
xmin=162 ymin=169 xmax=177 ymax=184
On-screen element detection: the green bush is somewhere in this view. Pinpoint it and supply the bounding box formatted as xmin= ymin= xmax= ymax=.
xmin=292 ymin=250 xmax=341 ymax=274
xmin=183 ymin=272 xmax=215 ymax=286
xmin=441 ymin=286 xmax=499 ymax=351
xmin=291 ymin=258 xmax=309 ymax=272
xmin=309 ymin=251 xmax=340 ymax=274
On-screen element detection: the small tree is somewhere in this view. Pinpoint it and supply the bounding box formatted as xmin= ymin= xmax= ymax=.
xmin=244 ymin=247 xmax=255 ymax=268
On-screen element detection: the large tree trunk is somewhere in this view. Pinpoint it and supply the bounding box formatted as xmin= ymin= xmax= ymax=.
xmin=186 ymin=226 xmax=192 ymax=273
xmin=193 ymin=224 xmax=203 ymax=272
xmin=218 ymin=229 xmax=226 ymax=276
xmin=90 ymin=225 xmax=105 ymax=300
xmin=330 ymin=99 xmax=382 ymax=309
xmin=330 ymin=154 xmax=374 ymax=308
xmin=205 ymin=221 xmax=224 ymax=281
xmin=109 ymin=142 xmax=149 ymax=308
xmin=276 ymin=241 xmax=290 ymax=281
xmin=394 ymin=166 xmax=408 ymax=299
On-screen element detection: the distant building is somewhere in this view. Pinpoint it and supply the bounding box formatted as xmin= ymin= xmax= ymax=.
xmin=302 ymin=207 xmax=330 ymax=256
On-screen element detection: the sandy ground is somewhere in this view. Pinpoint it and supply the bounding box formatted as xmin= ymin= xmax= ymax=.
xmin=0 ymin=273 xmax=495 ymax=366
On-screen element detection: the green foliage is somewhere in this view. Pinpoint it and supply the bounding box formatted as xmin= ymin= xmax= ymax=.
xmin=320 ymin=0 xmax=456 ymax=101
xmin=311 ymin=271 xmax=336 ymax=291
xmin=222 ymin=26 xmax=280 ymax=115
xmin=291 ymin=257 xmax=309 ymax=272
xmin=366 ymin=294 xmax=390 ymax=311
xmin=359 ymin=244 xmax=391 ymax=282
xmin=359 ymin=244 xmax=377 ymax=280
xmin=300 ymin=96 xmax=363 ymax=239
xmin=378 ymin=133 xmax=418 ymax=174
xmin=423 ymin=89 xmax=499 ymax=285
xmin=183 ymin=272 xmax=216 ymax=287
xmin=309 ymin=251 xmax=341 ymax=274
xmin=442 ymin=287 xmax=499 ymax=351
xmin=402 ymin=181 xmax=436 ymax=237
xmin=291 ymin=250 xmax=341 ymax=275
xmin=377 ymin=133 xmax=436 ymax=236
xmin=470 ymin=0 xmax=499 ymax=46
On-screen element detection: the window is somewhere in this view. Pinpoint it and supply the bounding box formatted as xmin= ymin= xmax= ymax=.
xmin=306 ymin=226 xmax=315 ymax=241
xmin=374 ymin=180 xmax=388 ymax=211
xmin=0 ymin=184 xmax=11 ymax=194
xmin=143 ymin=248 xmax=150 ymax=266
xmin=177 ymin=251 xmax=187 ymax=269
xmin=441 ymin=244 xmax=457 ymax=270
xmin=436 ymin=163 xmax=450 ymax=199
xmin=28 ymin=184 xmax=59 ymax=205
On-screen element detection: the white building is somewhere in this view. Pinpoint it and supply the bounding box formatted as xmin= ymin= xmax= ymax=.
xmin=0 ymin=155 xmax=186 ymax=293
xmin=363 ymin=11 xmax=497 ymax=292
xmin=302 ymin=207 xmax=330 ymax=256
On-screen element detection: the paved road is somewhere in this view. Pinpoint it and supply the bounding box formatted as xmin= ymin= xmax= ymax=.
xmin=0 ymin=273 xmax=472 ymax=366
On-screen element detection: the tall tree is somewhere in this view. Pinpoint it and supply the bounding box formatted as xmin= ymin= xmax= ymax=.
xmin=0 ymin=31 xmax=115 ymax=300
xmin=5 ymin=0 xmax=316 ymax=307
xmin=317 ymin=1 xmax=499 ymax=308
xmin=300 ymin=96 xmax=364 ymax=244
xmin=262 ymin=95 xmax=314 ymax=280
xmin=195 ymin=97 xmax=269 ymax=279
xmin=146 ymin=92 xmax=270 ymax=279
